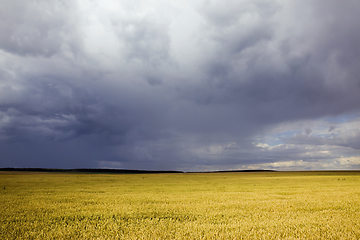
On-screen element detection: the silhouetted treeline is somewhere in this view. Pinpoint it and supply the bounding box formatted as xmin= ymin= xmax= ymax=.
xmin=214 ymin=170 xmax=276 ymax=173
xmin=0 ymin=168 xmax=182 ymax=174
xmin=0 ymin=168 xmax=275 ymax=174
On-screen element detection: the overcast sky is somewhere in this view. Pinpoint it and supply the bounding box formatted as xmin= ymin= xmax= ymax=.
xmin=0 ymin=0 xmax=359 ymax=171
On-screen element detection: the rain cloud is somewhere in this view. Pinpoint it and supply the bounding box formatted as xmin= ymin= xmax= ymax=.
xmin=0 ymin=0 xmax=360 ymax=171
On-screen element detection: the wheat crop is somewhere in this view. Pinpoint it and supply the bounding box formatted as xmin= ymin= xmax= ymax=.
xmin=1 ymin=171 xmax=359 ymax=239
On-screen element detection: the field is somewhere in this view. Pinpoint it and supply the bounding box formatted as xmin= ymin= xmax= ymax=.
xmin=1 ymin=171 xmax=360 ymax=239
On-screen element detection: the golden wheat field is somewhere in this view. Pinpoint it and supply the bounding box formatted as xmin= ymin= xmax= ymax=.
xmin=1 ymin=171 xmax=360 ymax=239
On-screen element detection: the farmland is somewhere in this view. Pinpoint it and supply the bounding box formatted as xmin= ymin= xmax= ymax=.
xmin=1 ymin=171 xmax=360 ymax=239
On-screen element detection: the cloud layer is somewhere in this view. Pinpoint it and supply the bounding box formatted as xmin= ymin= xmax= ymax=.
xmin=1 ymin=0 xmax=360 ymax=170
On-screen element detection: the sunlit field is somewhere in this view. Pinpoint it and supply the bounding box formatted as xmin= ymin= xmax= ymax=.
xmin=1 ymin=171 xmax=360 ymax=239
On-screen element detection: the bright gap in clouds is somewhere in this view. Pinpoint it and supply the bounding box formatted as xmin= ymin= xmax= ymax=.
xmin=253 ymin=115 xmax=360 ymax=171
xmin=0 ymin=0 xmax=359 ymax=171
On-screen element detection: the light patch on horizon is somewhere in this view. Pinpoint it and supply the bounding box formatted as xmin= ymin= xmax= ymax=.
xmin=248 ymin=116 xmax=360 ymax=171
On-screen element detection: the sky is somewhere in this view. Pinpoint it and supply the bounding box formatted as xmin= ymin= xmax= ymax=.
xmin=0 ymin=0 xmax=360 ymax=171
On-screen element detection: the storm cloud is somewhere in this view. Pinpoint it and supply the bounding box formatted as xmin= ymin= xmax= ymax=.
xmin=0 ymin=0 xmax=359 ymax=171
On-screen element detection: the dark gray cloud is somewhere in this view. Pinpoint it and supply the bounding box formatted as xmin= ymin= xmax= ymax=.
xmin=0 ymin=0 xmax=360 ymax=171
